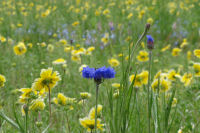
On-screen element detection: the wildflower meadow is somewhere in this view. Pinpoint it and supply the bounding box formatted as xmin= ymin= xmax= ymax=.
xmin=0 ymin=0 xmax=200 ymax=132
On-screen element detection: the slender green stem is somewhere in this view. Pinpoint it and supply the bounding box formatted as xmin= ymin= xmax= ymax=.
xmin=48 ymin=86 xmax=51 ymax=123
xmin=66 ymin=112 xmax=71 ymax=133
xmin=129 ymin=24 xmax=150 ymax=64
xmin=24 ymin=105 xmax=29 ymax=133
xmin=94 ymin=83 xmax=99 ymax=133
xmin=147 ymin=50 xmax=152 ymax=133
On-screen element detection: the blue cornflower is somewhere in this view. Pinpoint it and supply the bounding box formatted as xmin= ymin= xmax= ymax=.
xmin=82 ymin=67 xmax=95 ymax=78
xmin=146 ymin=35 xmax=154 ymax=44
xmin=82 ymin=66 xmax=116 ymax=80
xmin=146 ymin=35 xmax=154 ymax=50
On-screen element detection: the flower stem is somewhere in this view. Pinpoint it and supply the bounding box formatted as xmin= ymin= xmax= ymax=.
xmin=147 ymin=50 xmax=152 ymax=133
xmin=25 ymin=110 xmax=28 ymax=133
xmin=66 ymin=112 xmax=71 ymax=133
xmin=94 ymin=83 xmax=99 ymax=133
xmin=48 ymin=86 xmax=51 ymax=123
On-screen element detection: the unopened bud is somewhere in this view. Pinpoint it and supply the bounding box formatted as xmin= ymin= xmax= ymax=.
xmin=145 ymin=23 xmax=151 ymax=31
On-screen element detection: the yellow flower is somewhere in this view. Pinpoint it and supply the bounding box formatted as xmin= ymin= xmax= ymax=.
xmin=0 ymin=35 xmax=6 ymax=43
xmin=13 ymin=42 xmax=27 ymax=55
xmin=80 ymin=92 xmax=91 ymax=99
xmin=79 ymin=64 xmax=88 ymax=73
xmin=127 ymin=13 xmax=133 ymax=19
xmin=181 ymin=73 xmax=192 ymax=86
xmin=167 ymin=69 xmax=180 ymax=81
xmin=79 ymin=117 xmax=104 ymax=132
xmin=0 ymin=74 xmax=6 ymax=88
xmin=152 ymin=79 xmax=171 ymax=92
xmin=71 ymin=54 xmax=81 ymax=63
xmin=72 ymin=21 xmax=79 ymax=27
xmin=47 ymin=44 xmax=54 ymax=52
xmin=41 ymin=9 xmax=51 ymax=17
xmin=89 ymin=105 xmax=103 ymax=119
xmin=103 ymin=9 xmax=110 ymax=15
xmin=52 ymin=58 xmax=66 ymax=65
xmin=172 ymin=98 xmax=177 ymax=107
xmin=27 ymin=43 xmax=33 ymax=48
xmin=108 ymin=58 xmax=120 ymax=67
xmin=140 ymin=71 xmax=149 ymax=85
xmin=87 ymin=46 xmax=95 ymax=52
xmin=137 ymin=50 xmax=149 ymax=62
xmin=32 ymin=68 xmax=61 ymax=92
xmin=57 ymin=93 xmax=67 ymax=106
xmin=113 ymin=90 xmax=120 ymax=98
xmin=147 ymin=17 xmax=154 ymax=24
xmin=40 ymin=42 xmax=46 ymax=47
xmin=59 ymin=39 xmax=67 ymax=45
xmin=101 ymin=37 xmax=109 ymax=45
xmin=64 ymin=46 xmax=74 ymax=53
xmin=161 ymin=44 xmax=171 ymax=52
xmin=172 ymin=48 xmax=181 ymax=56
xmin=178 ymin=129 xmax=182 ymax=133
xmin=129 ymin=71 xmax=148 ymax=87
xmin=193 ymin=63 xmax=200 ymax=77
xmin=194 ymin=49 xmax=200 ymax=58
xmin=180 ymin=38 xmax=188 ymax=48
xmin=29 ymin=99 xmax=45 ymax=111
xmin=112 ymin=83 xmax=120 ymax=88
xmin=187 ymin=51 xmax=192 ymax=60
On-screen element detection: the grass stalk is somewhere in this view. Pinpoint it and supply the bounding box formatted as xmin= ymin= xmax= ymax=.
xmin=94 ymin=83 xmax=99 ymax=133
xmin=147 ymin=50 xmax=152 ymax=133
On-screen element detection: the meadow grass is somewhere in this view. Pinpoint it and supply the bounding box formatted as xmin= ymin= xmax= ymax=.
xmin=0 ymin=0 xmax=200 ymax=132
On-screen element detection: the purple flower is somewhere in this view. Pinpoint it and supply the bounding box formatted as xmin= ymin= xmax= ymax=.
xmin=146 ymin=35 xmax=154 ymax=50
xmin=82 ymin=66 xmax=116 ymax=80
xmin=82 ymin=67 xmax=95 ymax=78
xmin=146 ymin=35 xmax=154 ymax=44
xmin=102 ymin=67 xmax=115 ymax=78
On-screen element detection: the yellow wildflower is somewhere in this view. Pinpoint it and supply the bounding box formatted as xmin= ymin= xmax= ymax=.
xmin=129 ymin=70 xmax=148 ymax=87
xmin=194 ymin=49 xmax=200 ymax=58
xmin=137 ymin=50 xmax=149 ymax=62
xmin=112 ymin=83 xmax=120 ymax=88
xmin=0 ymin=74 xmax=6 ymax=88
xmin=72 ymin=21 xmax=80 ymax=27
xmin=13 ymin=42 xmax=27 ymax=55
xmin=167 ymin=69 xmax=180 ymax=81
xmin=108 ymin=58 xmax=120 ymax=67
xmin=80 ymin=92 xmax=91 ymax=99
xmin=161 ymin=44 xmax=171 ymax=52
xmin=172 ymin=48 xmax=181 ymax=56
xmin=181 ymin=73 xmax=192 ymax=86
xmin=79 ymin=117 xmax=104 ymax=132
xmin=59 ymin=39 xmax=67 ymax=45
xmin=29 ymin=99 xmax=45 ymax=111
xmin=32 ymin=68 xmax=61 ymax=92
xmin=147 ymin=17 xmax=154 ymax=24
xmin=47 ymin=44 xmax=54 ymax=52
xmin=52 ymin=58 xmax=66 ymax=65
xmin=79 ymin=64 xmax=88 ymax=73
xmin=193 ymin=63 xmax=200 ymax=77
xmin=152 ymin=79 xmax=171 ymax=92
xmin=89 ymin=105 xmax=103 ymax=119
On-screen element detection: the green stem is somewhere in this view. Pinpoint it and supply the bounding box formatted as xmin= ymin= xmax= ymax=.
xmin=94 ymin=83 xmax=99 ymax=133
xmin=129 ymin=24 xmax=150 ymax=64
xmin=48 ymin=86 xmax=51 ymax=123
xmin=66 ymin=112 xmax=71 ymax=133
xmin=147 ymin=50 xmax=152 ymax=133
xmin=25 ymin=105 xmax=29 ymax=133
